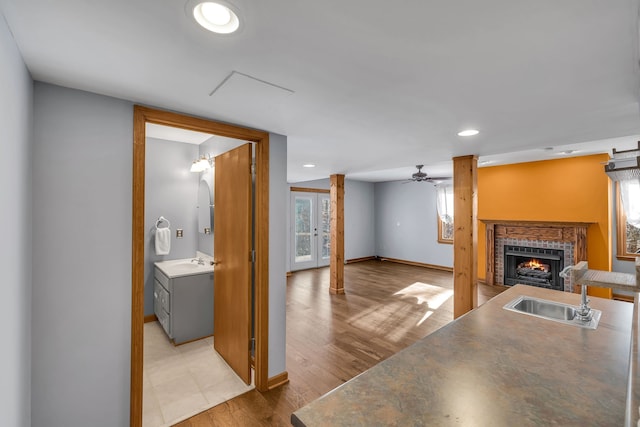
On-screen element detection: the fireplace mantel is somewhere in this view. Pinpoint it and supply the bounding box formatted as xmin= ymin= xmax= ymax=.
xmin=480 ymin=219 xmax=594 ymax=288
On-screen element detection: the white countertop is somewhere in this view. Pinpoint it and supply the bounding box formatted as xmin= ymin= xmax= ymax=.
xmin=154 ymin=256 xmax=214 ymax=278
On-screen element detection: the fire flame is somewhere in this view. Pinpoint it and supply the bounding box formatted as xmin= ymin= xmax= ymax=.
xmin=524 ymin=259 xmax=544 ymax=270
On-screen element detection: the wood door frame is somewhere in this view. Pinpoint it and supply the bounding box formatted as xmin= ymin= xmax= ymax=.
xmin=130 ymin=105 xmax=270 ymax=427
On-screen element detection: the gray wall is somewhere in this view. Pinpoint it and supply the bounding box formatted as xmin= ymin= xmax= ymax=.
xmin=32 ymin=83 xmax=132 ymax=427
xmin=31 ymin=83 xmax=288 ymax=425
xmin=144 ymin=137 xmax=200 ymax=316
xmin=285 ymin=178 xmax=376 ymax=272
xmin=345 ymin=179 xmax=376 ymax=260
xmin=0 ymin=13 xmax=33 ymax=427
xmin=375 ymin=181 xmax=453 ymax=268
xmin=268 ymin=133 xmax=287 ymax=376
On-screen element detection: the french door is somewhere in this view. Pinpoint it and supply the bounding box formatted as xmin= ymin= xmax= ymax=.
xmin=291 ymin=192 xmax=331 ymax=271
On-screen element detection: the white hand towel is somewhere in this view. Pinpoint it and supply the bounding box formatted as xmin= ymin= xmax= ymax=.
xmin=155 ymin=228 xmax=171 ymax=255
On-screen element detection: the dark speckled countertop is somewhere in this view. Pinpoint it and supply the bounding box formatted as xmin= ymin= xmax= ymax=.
xmin=291 ymin=285 xmax=634 ymax=426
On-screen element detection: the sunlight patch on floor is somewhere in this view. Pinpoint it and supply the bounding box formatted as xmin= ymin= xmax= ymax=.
xmin=394 ymin=282 xmax=453 ymax=326
xmin=346 ymin=282 xmax=453 ymax=342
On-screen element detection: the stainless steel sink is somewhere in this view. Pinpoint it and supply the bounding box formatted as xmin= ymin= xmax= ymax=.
xmin=503 ymin=295 xmax=601 ymax=329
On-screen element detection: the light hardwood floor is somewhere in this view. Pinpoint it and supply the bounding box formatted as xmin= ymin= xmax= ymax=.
xmin=175 ymin=260 xmax=505 ymax=426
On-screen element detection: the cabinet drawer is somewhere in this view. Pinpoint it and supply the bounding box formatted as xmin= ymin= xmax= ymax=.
xmin=154 ymin=279 xmax=170 ymax=314
xmin=154 ymin=267 xmax=170 ymax=290
xmin=156 ymin=308 xmax=171 ymax=338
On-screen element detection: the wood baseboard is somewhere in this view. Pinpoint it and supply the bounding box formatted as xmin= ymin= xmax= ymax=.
xmin=378 ymin=257 xmax=453 ymax=272
xmin=267 ymin=371 xmax=289 ymax=390
xmin=345 ymin=256 xmax=377 ymax=264
xmin=144 ymin=314 xmax=157 ymax=323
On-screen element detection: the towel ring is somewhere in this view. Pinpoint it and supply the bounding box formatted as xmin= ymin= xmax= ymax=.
xmin=156 ymin=216 xmax=171 ymax=229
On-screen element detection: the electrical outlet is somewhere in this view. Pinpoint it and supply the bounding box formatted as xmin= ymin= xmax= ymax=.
xmin=176 ymin=229 xmax=183 ymax=238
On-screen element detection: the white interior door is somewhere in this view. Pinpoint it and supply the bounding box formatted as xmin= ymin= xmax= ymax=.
xmin=291 ymin=192 xmax=331 ymax=271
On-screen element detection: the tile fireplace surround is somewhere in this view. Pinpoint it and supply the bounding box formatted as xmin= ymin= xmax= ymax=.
xmin=481 ymin=220 xmax=593 ymax=292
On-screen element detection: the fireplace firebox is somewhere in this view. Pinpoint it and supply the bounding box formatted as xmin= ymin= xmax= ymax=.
xmin=504 ymin=245 xmax=564 ymax=291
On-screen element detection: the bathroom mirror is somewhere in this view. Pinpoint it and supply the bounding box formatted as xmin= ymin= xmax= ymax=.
xmin=197 ymin=179 xmax=213 ymax=234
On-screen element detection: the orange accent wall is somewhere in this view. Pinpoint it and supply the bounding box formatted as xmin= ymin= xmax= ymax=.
xmin=478 ymin=154 xmax=612 ymax=298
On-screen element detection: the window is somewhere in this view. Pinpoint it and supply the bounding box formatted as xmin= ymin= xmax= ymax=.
xmin=436 ymin=184 xmax=453 ymax=244
xmin=438 ymin=215 xmax=453 ymax=244
xmin=616 ymin=182 xmax=640 ymax=260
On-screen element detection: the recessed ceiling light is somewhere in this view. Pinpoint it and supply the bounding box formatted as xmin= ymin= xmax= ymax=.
xmin=193 ymin=2 xmax=240 ymax=34
xmin=458 ymin=129 xmax=479 ymax=137
xmin=303 ymin=164 xmax=316 ymax=168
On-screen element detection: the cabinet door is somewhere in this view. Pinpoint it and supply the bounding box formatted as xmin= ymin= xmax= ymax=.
xmin=171 ymin=273 xmax=214 ymax=345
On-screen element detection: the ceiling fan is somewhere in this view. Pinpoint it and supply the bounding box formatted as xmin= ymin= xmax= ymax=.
xmin=405 ymin=165 xmax=450 ymax=184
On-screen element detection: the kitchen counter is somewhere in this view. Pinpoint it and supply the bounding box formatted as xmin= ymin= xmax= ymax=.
xmin=291 ymin=285 xmax=634 ymax=426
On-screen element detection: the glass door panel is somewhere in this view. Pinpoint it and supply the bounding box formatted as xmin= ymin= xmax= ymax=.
xmin=292 ymin=194 xmax=317 ymax=270
xmin=318 ymin=194 xmax=331 ymax=267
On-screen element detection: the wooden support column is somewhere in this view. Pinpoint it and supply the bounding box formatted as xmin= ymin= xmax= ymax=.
xmin=485 ymin=223 xmax=495 ymax=286
xmin=330 ymin=174 xmax=345 ymax=294
xmin=453 ymin=155 xmax=478 ymax=318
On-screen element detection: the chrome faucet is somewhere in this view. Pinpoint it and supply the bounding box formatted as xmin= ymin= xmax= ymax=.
xmin=191 ymin=257 xmax=205 ymax=265
xmin=575 ymin=283 xmax=593 ymax=322
xmin=559 ymin=265 xmax=593 ymax=322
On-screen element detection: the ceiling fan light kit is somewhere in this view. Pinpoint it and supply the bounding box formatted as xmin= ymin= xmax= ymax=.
xmin=406 ymin=165 xmax=450 ymax=184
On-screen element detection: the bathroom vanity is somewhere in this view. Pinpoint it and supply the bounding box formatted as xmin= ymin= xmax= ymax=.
xmin=153 ymin=258 xmax=214 ymax=345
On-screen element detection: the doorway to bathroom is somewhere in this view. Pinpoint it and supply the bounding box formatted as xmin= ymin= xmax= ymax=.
xmin=131 ymin=106 xmax=271 ymax=427
xmin=142 ymin=125 xmax=253 ymax=426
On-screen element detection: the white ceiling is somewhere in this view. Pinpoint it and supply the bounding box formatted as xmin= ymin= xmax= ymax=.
xmin=146 ymin=123 xmax=213 ymax=145
xmin=3 ymin=0 xmax=640 ymax=182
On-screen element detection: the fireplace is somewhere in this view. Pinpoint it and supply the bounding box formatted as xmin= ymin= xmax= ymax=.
xmin=504 ymin=245 xmax=564 ymax=291
xmin=481 ymin=220 xmax=592 ymax=292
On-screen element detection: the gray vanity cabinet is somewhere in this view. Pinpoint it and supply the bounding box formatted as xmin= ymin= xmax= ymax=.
xmin=153 ymin=267 xmax=214 ymax=345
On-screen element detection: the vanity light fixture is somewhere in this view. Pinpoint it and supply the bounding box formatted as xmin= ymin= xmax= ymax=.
xmin=190 ymin=155 xmax=212 ymax=172
xmin=457 ymin=129 xmax=479 ymax=137
xmin=303 ymin=164 xmax=316 ymax=168
xmin=193 ymin=2 xmax=240 ymax=34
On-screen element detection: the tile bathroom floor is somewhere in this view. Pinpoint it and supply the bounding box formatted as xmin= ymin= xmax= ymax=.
xmin=143 ymin=321 xmax=254 ymax=427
